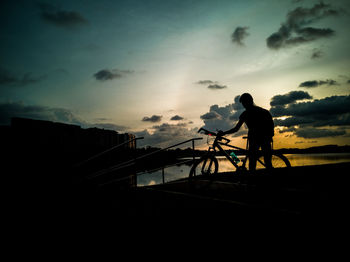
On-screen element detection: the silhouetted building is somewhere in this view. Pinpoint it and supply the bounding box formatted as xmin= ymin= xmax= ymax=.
xmin=1 ymin=118 xmax=138 ymax=208
xmin=7 ymin=117 xmax=135 ymax=165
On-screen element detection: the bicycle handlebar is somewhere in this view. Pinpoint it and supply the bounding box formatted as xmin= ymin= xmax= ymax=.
xmin=198 ymin=128 xmax=216 ymax=136
xmin=197 ymin=128 xmax=231 ymax=143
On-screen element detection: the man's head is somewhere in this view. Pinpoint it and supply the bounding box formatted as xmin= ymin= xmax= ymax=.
xmin=239 ymin=93 xmax=254 ymax=108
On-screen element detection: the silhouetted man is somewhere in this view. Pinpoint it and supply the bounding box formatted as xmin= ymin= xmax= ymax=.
xmin=218 ymin=93 xmax=274 ymax=171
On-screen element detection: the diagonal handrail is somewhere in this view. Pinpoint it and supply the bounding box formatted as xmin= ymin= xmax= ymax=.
xmin=74 ymin=137 xmax=144 ymax=168
xmin=87 ymin=137 xmax=203 ymax=179
xmin=136 ymin=159 xmax=193 ymax=176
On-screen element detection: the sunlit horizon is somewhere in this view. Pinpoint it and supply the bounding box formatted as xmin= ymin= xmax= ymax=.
xmin=1 ymin=0 xmax=350 ymax=149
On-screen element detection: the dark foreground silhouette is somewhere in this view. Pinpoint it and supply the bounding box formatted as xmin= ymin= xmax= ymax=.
xmin=86 ymin=162 xmax=350 ymax=226
xmin=2 ymin=117 xmax=350 ymax=233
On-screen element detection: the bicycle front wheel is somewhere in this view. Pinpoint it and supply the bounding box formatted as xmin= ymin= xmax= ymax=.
xmin=189 ymin=155 xmax=218 ymax=178
xmin=256 ymin=153 xmax=291 ymax=169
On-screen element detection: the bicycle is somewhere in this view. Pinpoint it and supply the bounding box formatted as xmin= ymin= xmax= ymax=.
xmin=189 ymin=128 xmax=291 ymax=178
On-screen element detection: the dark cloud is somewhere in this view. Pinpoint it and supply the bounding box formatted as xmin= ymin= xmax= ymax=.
xmin=200 ymin=111 xmax=221 ymax=120
xmin=152 ymin=122 xmax=187 ymax=131
xmin=299 ymin=79 xmax=338 ymax=88
xmin=142 ymin=115 xmax=162 ymax=123
xmin=134 ymin=123 xmax=200 ymax=148
xmin=275 ymin=113 xmax=350 ymax=128
xmin=299 ymin=80 xmax=318 ymax=88
xmin=270 ymin=90 xmax=312 ymax=106
xmin=38 ymin=3 xmax=88 ymax=29
xmin=271 ymin=95 xmax=350 ymax=118
xmin=195 ymin=80 xmax=227 ymax=90
xmin=274 ymin=117 xmax=313 ymax=128
xmin=93 ymin=69 xmax=133 ymax=81
xmin=207 ymin=84 xmax=227 ymax=90
xmin=94 ymin=69 xmax=122 ymax=81
xmin=270 ymin=93 xmax=350 ymax=138
xmin=200 ymin=95 xmax=246 ymax=136
xmin=0 ymin=68 xmax=45 ymax=87
xmin=231 ymin=26 xmax=249 ymax=46
xmin=295 ymin=128 xmax=346 ymax=138
xmin=311 ymin=49 xmax=323 ymax=59
xmin=170 ymin=115 xmax=184 ymax=121
xmin=266 ymin=2 xmax=339 ymax=50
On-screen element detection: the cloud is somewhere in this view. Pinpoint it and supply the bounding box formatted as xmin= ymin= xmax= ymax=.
xmin=271 ymin=95 xmax=350 ymax=118
xmin=195 ymin=80 xmax=227 ymax=90
xmin=294 ymin=128 xmax=346 ymax=138
xmin=274 ymin=117 xmax=313 ymax=128
xmin=270 ymin=93 xmax=350 ymax=138
xmin=134 ymin=123 xmax=201 ymax=148
xmin=270 ymin=91 xmax=313 ymax=106
xmin=200 ymin=111 xmax=221 ymax=120
xmin=299 ymin=79 xmax=338 ymax=88
xmin=266 ymin=2 xmax=339 ymax=50
xmin=207 ymin=84 xmax=227 ymax=90
xmin=200 ymin=95 xmax=246 ymax=136
xmin=38 ymin=2 xmax=88 ymax=29
xmin=0 ymin=68 xmax=45 ymax=87
xmin=170 ymin=115 xmax=184 ymax=121
xmin=93 ymin=69 xmax=133 ymax=81
xmin=311 ymin=49 xmax=323 ymax=59
xmin=142 ymin=115 xmax=162 ymax=123
xmin=94 ymin=69 xmax=122 ymax=81
xmin=231 ymin=26 xmax=250 ymax=46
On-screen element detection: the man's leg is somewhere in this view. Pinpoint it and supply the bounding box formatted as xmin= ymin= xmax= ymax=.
xmin=261 ymin=139 xmax=272 ymax=170
xmin=248 ymin=139 xmax=259 ymax=171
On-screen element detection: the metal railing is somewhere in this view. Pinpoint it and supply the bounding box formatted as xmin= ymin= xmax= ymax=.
xmin=87 ymin=137 xmax=203 ymax=186
xmin=136 ymin=158 xmax=193 ymax=184
xmin=74 ymin=137 xmax=144 ymax=168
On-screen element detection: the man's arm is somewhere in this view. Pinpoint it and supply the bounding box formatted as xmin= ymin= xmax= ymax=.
xmin=221 ymin=119 xmax=244 ymax=135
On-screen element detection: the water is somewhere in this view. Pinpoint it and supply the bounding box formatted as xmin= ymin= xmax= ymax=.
xmin=136 ymin=153 xmax=350 ymax=186
xmin=284 ymin=153 xmax=350 ymax=167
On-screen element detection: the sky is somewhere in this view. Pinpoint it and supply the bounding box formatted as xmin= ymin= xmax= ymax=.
xmin=1 ymin=0 xmax=350 ymax=149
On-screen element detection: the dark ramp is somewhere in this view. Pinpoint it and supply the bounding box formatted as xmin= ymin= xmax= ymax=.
xmin=113 ymin=163 xmax=350 ymax=223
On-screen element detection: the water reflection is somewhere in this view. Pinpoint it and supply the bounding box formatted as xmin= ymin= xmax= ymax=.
xmin=285 ymin=153 xmax=350 ymax=167
xmin=137 ymin=165 xmax=191 ymax=186
xmin=137 ymin=153 xmax=350 ymax=186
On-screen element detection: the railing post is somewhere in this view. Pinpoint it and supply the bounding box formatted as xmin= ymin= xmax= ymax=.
xmin=192 ymin=139 xmax=196 ymax=176
xmin=192 ymin=139 xmax=195 ymax=162
xmin=133 ymin=138 xmax=138 ymax=187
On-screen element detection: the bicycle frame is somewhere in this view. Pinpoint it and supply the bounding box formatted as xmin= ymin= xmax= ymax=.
xmin=209 ymin=135 xmax=249 ymax=170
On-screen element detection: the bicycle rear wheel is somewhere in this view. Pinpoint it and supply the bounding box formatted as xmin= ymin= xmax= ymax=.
xmin=189 ymin=155 xmax=218 ymax=178
xmin=256 ymin=153 xmax=291 ymax=169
